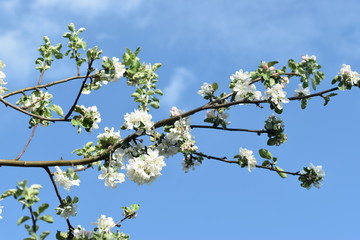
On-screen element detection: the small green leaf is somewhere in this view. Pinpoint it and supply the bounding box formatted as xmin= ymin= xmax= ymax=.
xmin=0 ymin=189 xmax=16 ymax=199
xmin=130 ymin=204 xmax=140 ymax=211
xmin=49 ymin=104 xmax=64 ymax=117
xmin=37 ymin=203 xmax=49 ymax=214
xmin=212 ymin=82 xmax=219 ymax=91
xmin=17 ymin=216 xmax=30 ymax=225
xmin=275 ymin=166 xmax=287 ymax=178
xmin=39 ymin=215 xmax=54 ymax=223
xmin=40 ymin=231 xmax=50 ymax=240
xmin=259 ymin=149 xmax=272 ymax=160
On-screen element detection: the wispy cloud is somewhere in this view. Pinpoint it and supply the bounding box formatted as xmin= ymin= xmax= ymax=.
xmin=162 ymin=67 xmax=195 ymax=108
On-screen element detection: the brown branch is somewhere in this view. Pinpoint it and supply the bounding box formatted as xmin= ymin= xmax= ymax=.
xmin=193 ymin=152 xmax=304 ymax=177
xmin=15 ymin=124 xmax=38 ymax=160
xmin=0 ymin=97 xmax=71 ymax=122
xmin=190 ymin=125 xmax=267 ymax=134
xmin=2 ymin=75 xmax=95 ymax=99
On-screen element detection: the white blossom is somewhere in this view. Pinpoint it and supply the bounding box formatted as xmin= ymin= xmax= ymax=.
xmin=86 ymin=106 xmax=101 ymax=130
xmin=123 ymin=109 xmax=154 ymax=135
xmin=0 ymin=71 xmax=7 ymax=95
xmin=54 ymin=166 xmax=80 ymax=191
xmin=230 ymin=69 xmax=261 ymax=102
xmin=94 ymin=215 xmax=116 ymax=233
xmin=56 ymin=203 xmax=77 ymax=219
xmin=293 ymin=84 xmax=310 ymax=97
xmin=98 ymin=166 xmax=125 ymax=188
xmin=230 ymin=69 xmax=251 ymax=82
xmin=264 ymin=83 xmax=289 ymax=110
xmin=170 ymin=106 xmax=183 ymax=117
xmin=239 ymin=148 xmax=257 ymax=172
xmin=73 ymin=225 xmax=94 ymax=239
xmin=300 ymin=163 xmax=325 ymax=189
xmin=97 ymin=127 xmax=121 ymax=144
xmin=205 ymin=109 xmax=230 ymax=126
xmin=101 ymin=56 xmax=126 ymax=83
xmin=0 ymin=205 xmax=3 ymax=219
xmin=198 ymin=82 xmax=214 ymax=97
xmin=339 ymin=64 xmax=360 ymax=85
xmin=20 ymin=91 xmax=52 ymax=112
xmin=301 ymin=54 xmax=317 ymax=63
xmin=126 ymin=148 xmax=166 ymax=185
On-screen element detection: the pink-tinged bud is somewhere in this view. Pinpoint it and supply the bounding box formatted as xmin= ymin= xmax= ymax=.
xmin=261 ymin=61 xmax=268 ymax=70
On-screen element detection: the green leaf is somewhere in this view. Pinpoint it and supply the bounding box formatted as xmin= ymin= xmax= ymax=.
xmin=275 ymin=166 xmax=288 ymax=178
xmin=267 ymin=61 xmax=279 ymax=68
xmin=40 ymin=231 xmax=50 ymax=240
xmin=17 ymin=216 xmax=30 ymax=225
xmin=261 ymin=160 xmax=271 ymax=166
xmin=39 ymin=215 xmax=54 ymax=223
xmin=49 ymin=104 xmax=64 ymax=117
xmin=37 ymin=203 xmax=49 ymax=214
xmin=130 ymin=204 xmax=140 ymax=211
xmin=259 ymin=149 xmax=272 ymax=160
xmin=0 ymin=189 xmax=16 ymax=199
xmin=212 ymin=82 xmax=219 ymax=91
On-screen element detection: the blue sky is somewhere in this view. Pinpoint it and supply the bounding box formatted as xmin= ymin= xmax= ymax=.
xmin=0 ymin=0 xmax=360 ymax=239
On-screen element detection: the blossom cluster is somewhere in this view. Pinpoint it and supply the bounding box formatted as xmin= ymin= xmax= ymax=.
xmin=299 ymin=163 xmax=325 ymax=189
xmin=98 ymin=166 xmax=126 ymax=188
xmin=73 ymin=225 xmax=94 ymax=239
xmin=95 ymin=214 xmax=116 ymax=233
xmin=97 ymin=127 xmax=121 ymax=148
xmin=230 ymin=69 xmax=262 ymax=102
xmin=73 ymin=105 xmax=102 ymax=133
xmin=264 ymin=83 xmax=289 ymax=110
xmin=204 ymin=109 xmax=230 ymax=127
xmin=197 ymin=82 xmax=214 ymax=98
xmin=54 ymin=166 xmax=80 ymax=191
xmin=339 ymin=64 xmax=360 ymax=86
xmin=126 ymin=148 xmax=166 ymax=185
xmin=301 ymin=54 xmax=316 ymax=63
xmin=100 ymin=56 xmax=126 ymax=83
xmin=0 ymin=61 xmax=7 ymax=95
xmin=293 ymin=84 xmax=310 ymax=97
xmin=264 ymin=115 xmax=288 ymax=146
xmin=18 ymin=90 xmax=53 ymax=112
xmin=238 ymin=148 xmax=257 ymax=172
xmin=157 ymin=107 xmax=198 ymax=159
xmin=56 ymin=202 xmax=77 ymax=219
xmin=122 ymin=109 xmax=154 ymax=135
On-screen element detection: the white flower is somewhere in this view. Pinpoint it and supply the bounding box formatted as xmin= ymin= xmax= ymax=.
xmin=293 ymin=84 xmax=310 ymax=97
xmin=98 ymin=166 xmax=125 ymax=188
xmin=94 ymin=215 xmax=115 ymax=233
xmin=0 ymin=71 xmax=7 ymax=96
xmin=73 ymin=226 xmax=94 ymax=239
xmin=230 ymin=69 xmax=251 ymax=82
xmin=339 ymin=64 xmax=360 ymax=85
xmin=170 ymin=106 xmax=183 ymax=117
xmin=230 ymin=69 xmax=261 ymax=102
xmin=56 ymin=203 xmax=77 ymax=219
xmin=198 ymin=82 xmax=214 ymax=97
xmin=0 ymin=205 xmax=3 ymax=220
xmin=86 ymin=106 xmax=101 ymax=130
xmin=239 ymin=148 xmax=257 ymax=172
xmin=300 ymin=163 xmax=325 ymax=189
xmin=301 ymin=54 xmax=317 ymax=63
xmin=53 ymin=166 xmax=80 ymax=191
xmin=101 ymin=56 xmax=126 ymax=83
xmin=97 ymin=127 xmax=121 ymax=145
xmin=126 ymin=148 xmax=166 ymax=185
xmin=205 ymin=109 xmax=230 ymax=126
xmin=123 ymin=109 xmax=154 ymax=135
xmin=264 ymin=83 xmax=289 ymax=110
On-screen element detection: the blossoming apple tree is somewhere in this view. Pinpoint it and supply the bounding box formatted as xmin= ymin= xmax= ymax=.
xmin=0 ymin=23 xmax=358 ymax=239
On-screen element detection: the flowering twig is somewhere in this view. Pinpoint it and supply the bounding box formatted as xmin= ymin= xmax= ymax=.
xmin=43 ymin=167 xmax=74 ymax=232
xmin=193 ymin=152 xmax=305 ymax=177
xmin=190 ymin=125 xmax=267 ymax=134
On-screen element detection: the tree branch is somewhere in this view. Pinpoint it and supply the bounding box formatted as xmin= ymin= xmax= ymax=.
xmin=2 ymin=75 xmax=95 ymax=99
xmin=190 ymin=125 xmax=267 ymax=134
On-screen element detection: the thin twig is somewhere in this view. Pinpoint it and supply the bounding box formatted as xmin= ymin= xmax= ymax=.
xmin=15 ymin=124 xmax=38 ymax=160
xmin=190 ymin=125 xmax=267 ymax=134
xmin=64 ymin=60 xmax=94 ymax=119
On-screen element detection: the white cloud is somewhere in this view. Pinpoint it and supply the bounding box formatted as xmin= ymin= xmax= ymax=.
xmin=162 ymin=67 xmax=195 ymax=108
